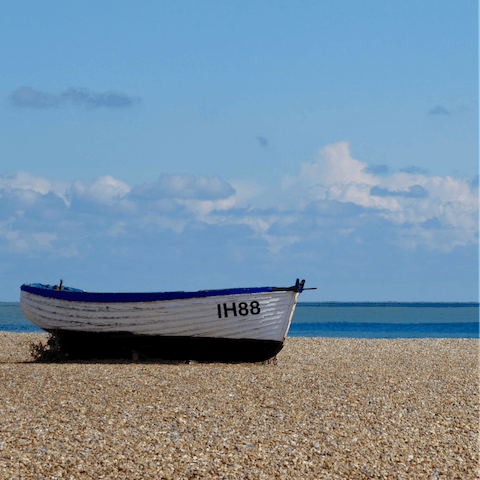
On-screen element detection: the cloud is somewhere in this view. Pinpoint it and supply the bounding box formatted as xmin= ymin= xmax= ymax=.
xmin=0 ymin=171 xmax=70 ymax=204
xmin=8 ymin=86 xmax=140 ymax=109
xmin=363 ymin=164 xmax=390 ymax=175
xmin=282 ymin=141 xmax=376 ymax=196
xmin=305 ymin=199 xmax=367 ymax=217
xmin=399 ymin=166 xmax=428 ymax=175
xmin=280 ymin=142 xmax=478 ymax=251
xmin=1 ymin=230 xmax=58 ymax=254
xmin=131 ymin=174 xmax=235 ymax=201
xmin=429 ymin=105 xmax=450 ymax=115
xmin=70 ymin=175 xmax=131 ymax=206
xmin=0 ymin=143 xmax=477 ymax=266
xmin=370 ymin=185 xmax=429 ymax=198
xmin=256 ymin=136 xmax=268 ymax=147
xmin=68 ymin=176 xmax=134 ymax=215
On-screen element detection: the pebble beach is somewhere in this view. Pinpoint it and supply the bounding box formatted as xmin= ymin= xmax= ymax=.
xmin=0 ymin=332 xmax=478 ymax=479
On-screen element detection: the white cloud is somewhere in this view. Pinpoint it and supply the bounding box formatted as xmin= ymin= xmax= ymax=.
xmin=228 ymin=180 xmax=262 ymax=205
xmin=70 ymin=175 xmax=131 ymax=206
xmin=0 ymin=171 xmax=70 ymax=204
xmin=0 ymin=225 xmax=58 ymax=254
xmin=178 ymin=196 xmax=236 ymax=217
xmin=303 ymin=141 xmax=376 ymax=186
xmin=0 ymin=144 xmax=477 ymax=258
xmin=278 ymin=142 xmax=478 ymax=252
xmin=131 ymin=173 xmax=235 ymax=201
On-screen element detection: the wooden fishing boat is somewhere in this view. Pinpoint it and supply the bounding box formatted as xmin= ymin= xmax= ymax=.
xmin=20 ymin=279 xmax=310 ymax=361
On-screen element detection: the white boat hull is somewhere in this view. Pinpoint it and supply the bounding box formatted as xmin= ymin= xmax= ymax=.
xmin=21 ymin=290 xmax=299 ymax=341
xmin=20 ymin=281 xmax=306 ymax=361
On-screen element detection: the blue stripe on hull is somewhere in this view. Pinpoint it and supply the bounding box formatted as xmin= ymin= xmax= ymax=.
xmin=21 ymin=284 xmax=276 ymax=303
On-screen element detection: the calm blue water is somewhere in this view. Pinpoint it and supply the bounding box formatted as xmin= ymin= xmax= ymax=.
xmin=290 ymin=302 xmax=479 ymax=338
xmin=1 ymin=302 xmax=478 ymax=338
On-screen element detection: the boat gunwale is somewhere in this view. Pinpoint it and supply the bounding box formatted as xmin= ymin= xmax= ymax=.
xmin=21 ymin=283 xmax=303 ymax=303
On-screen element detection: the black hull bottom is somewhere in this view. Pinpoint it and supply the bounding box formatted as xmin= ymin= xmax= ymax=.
xmin=47 ymin=330 xmax=284 ymax=362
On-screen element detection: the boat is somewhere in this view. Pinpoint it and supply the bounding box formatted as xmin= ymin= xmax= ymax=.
xmin=20 ymin=279 xmax=311 ymax=361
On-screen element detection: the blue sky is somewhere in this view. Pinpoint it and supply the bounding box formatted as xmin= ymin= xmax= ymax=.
xmin=0 ymin=0 xmax=478 ymax=301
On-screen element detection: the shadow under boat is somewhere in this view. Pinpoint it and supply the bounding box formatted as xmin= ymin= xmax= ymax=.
xmin=39 ymin=329 xmax=284 ymax=363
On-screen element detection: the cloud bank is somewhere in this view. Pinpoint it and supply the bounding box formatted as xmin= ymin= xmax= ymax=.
xmin=0 ymin=142 xmax=477 ymax=300
xmin=8 ymin=87 xmax=140 ymax=109
xmin=1 ymin=141 xmax=477 ymax=255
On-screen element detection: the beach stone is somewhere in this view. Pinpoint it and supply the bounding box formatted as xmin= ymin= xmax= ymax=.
xmin=0 ymin=333 xmax=478 ymax=478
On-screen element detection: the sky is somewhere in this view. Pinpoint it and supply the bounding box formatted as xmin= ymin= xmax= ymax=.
xmin=0 ymin=0 xmax=478 ymax=301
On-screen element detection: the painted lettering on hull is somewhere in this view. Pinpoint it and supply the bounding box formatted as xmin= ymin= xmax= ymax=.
xmin=217 ymin=301 xmax=260 ymax=318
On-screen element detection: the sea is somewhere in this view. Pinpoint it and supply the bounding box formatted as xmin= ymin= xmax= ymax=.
xmin=1 ymin=301 xmax=478 ymax=338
